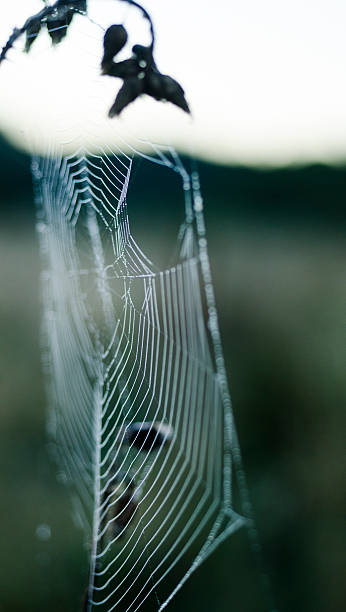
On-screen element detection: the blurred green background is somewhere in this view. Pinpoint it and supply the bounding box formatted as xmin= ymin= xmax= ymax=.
xmin=0 ymin=133 xmax=345 ymax=612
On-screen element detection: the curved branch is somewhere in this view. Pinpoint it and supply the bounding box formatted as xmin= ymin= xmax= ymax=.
xmin=116 ymin=0 xmax=155 ymax=49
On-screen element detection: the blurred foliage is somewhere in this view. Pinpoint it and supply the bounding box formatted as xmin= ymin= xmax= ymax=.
xmin=0 ymin=134 xmax=345 ymax=611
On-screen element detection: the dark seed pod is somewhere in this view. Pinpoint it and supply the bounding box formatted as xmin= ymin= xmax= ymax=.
xmin=102 ymin=24 xmax=128 ymax=70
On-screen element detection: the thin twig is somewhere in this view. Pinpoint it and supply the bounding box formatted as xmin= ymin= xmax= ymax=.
xmin=116 ymin=0 xmax=155 ymax=49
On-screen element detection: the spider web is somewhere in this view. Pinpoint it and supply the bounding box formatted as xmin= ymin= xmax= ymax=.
xmin=33 ymin=141 xmax=251 ymax=611
xmin=15 ymin=3 xmax=255 ymax=610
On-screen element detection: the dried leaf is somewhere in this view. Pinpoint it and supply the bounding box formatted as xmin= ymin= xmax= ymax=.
xmin=24 ymin=19 xmax=42 ymax=53
xmin=47 ymin=9 xmax=74 ymax=45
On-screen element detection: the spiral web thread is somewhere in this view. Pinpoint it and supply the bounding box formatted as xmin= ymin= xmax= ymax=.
xmin=20 ymin=5 xmax=254 ymax=611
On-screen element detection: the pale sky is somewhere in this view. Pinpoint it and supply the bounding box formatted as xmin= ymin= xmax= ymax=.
xmin=0 ymin=0 xmax=346 ymax=165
